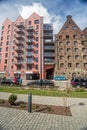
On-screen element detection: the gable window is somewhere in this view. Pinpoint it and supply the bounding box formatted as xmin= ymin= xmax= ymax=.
xmin=66 ymin=35 xmax=69 ymax=39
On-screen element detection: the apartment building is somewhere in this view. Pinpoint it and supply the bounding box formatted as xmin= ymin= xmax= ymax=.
xmin=55 ymin=15 xmax=87 ymax=79
xmin=0 ymin=13 xmax=54 ymax=80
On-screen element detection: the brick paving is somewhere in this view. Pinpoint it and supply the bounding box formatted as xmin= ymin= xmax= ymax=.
xmin=0 ymin=92 xmax=87 ymax=130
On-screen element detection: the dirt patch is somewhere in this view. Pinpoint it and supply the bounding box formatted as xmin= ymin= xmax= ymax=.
xmin=0 ymin=99 xmax=72 ymax=116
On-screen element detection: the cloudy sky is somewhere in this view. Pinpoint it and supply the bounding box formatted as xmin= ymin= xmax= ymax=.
xmin=0 ymin=0 xmax=87 ymax=33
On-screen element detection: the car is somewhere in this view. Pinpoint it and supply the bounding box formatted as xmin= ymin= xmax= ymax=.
xmin=0 ymin=78 xmax=14 ymax=85
xmin=27 ymin=80 xmax=54 ymax=87
xmin=71 ymin=77 xmax=87 ymax=88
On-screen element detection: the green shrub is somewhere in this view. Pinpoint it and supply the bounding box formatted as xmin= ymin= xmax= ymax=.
xmin=20 ymin=104 xmax=26 ymax=108
xmin=8 ymin=94 xmax=17 ymax=105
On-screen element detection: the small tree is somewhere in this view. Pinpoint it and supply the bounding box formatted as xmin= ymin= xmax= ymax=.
xmin=8 ymin=94 xmax=17 ymax=105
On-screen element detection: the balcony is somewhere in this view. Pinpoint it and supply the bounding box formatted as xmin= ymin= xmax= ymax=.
xmin=44 ymin=39 xmax=53 ymax=43
xmin=26 ymin=45 xmax=33 ymax=50
xmin=26 ymin=39 xmax=34 ymax=43
xmin=14 ymin=47 xmax=24 ymax=52
xmin=14 ymin=60 xmax=24 ymax=64
xmin=44 ymin=46 xmax=54 ymax=50
xmin=26 ymin=26 xmax=34 ymax=31
xmin=44 ymin=24 xmax=53 ymax=31
xmin=44 ymin=53 xmax=54 ymax=57
xmin=44 ymin=60 xmax=54 ymax=64
xmin=15 ymin=34 xmax=24 ymax=39
xmin=15 ymin=41 xmax=24 ymax=45
xmin=16 ymin=23 xmax=24 ymax=28
xmin=26 ymin=53 xmax=33 ymax=57
xmin=16 ymin=28 xmax=24 ymax=34
xmin=44 ymin=33 xmax=53 ymax=37
xmin=27 ymin=33 xmax=34 ymax=37
xmin=14 ymin=54 xmax=24 ymax=58
xmin=25 ymin=61 xmax=33 ymax=64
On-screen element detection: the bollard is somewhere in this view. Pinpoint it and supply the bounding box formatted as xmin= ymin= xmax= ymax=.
xmin=28 ymin=93 xmax=32 ymax=113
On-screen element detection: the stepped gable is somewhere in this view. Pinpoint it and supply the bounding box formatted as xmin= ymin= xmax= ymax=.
xmin=83 ymin=27 xmax=87 ymax=34
xmin=58 ymin=15 xmax=82 ymax=35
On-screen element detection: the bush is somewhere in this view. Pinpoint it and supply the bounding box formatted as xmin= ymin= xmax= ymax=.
xmin=8 ymin=94 xmax=17 ymax=105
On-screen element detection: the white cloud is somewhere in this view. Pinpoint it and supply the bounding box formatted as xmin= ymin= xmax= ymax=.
xmin=18 ymin=3 xmax=62 ymax=34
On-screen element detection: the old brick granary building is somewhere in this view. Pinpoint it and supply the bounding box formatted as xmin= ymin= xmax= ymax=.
xmin=55 ymin=15 xmax=87 ymax=79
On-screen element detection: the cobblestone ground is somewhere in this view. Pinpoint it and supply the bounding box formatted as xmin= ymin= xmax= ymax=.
xmin=0 ymin=104 xmax=87 ymax=130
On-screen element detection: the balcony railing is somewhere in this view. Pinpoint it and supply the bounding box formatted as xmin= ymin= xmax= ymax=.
xmin=44 ymin=46 xmax=54 ymax=50
xmin=44 ymin=53 xmax=54 ymax=57
xmin=26 ymin=26 xmax=34 ymax=31
xmin=44 ymin=33 xmax=53 ymax=37
xmin=14 ymin=61 xmax=24 ymax=64
xmin=15 ymin=47 xmax=24 ymax=51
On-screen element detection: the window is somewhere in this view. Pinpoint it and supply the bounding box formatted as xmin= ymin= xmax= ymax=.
xmin=6 ymin=47 xmax=8 ymax=51
xmin=8 ymin=25 xmax=10 ymax=29
xmin=60 ymin=56 xmax=63 ymax=60
xmin=66 ymin=41 xmax=70 ymax=45
xmin=36 ymin=43 xmax=38 ymax=48
xmin=2 ymin=26 xmax=4 ymax=30
xmin=29 ymin=21 xmax=31 ymax=25
xmin=67 ymin=48 xmax=71 ymax=52
xmin=11 ymin=65 xmax=13 ymax=69
xmin=83 ymin=55 xmax=87 ymax=60
xmin=6 ymin=41 xmax=9 ymax=45
xmin=36 ymin=31 xmax=38 ymax=36
xmin=67 ymin=55 xmax=71 ymax=60
xmin=35 ymin=57 xmax=38 ymax=62
xmin=75 ymin=55 xmax=79 ymax=59
xmin=60 ymin=63 xmax=64 ymax=67
xmin=59 ymin=35 xmax=62 ymax=39
xmin=27 ymin=65 xmax=32 ymax=70
xmin=74 ymin=41 xmax=78 ymax=45
xmin=4 ymin=66 xmax=7 ymax=71
xmin=66 ymin=35 xmax=69 ymax=39
xmin=35 ymin=50 xmax=38 ymax=54
xmin=1 ymin=37 xmax=3 ymax=40
xmin=36 ymin=65 xmax=38 ymax=70
xmin=5 ymin=53 xmax=8 ymax=57
xmin=68 ymin=63 xmax=72 ymax=67
xmin=84 ymin=63 xmax=87 ymax=67
xmin=36 ymin=25 xmax=39 ymax=29
xmin=72 ymin=26 xmax=77 ymax=30
xmin=76 ymin=63 xmax=80 ymax=68
xmin=34 ymin=20 xmax=39 ymax=24
xmin=36 ymin=37 xmax=38 ymax=42
xmin=0 ymin=48 xmax=2 ymax=52
xmin=73 ymin=35 xmax=77 ymax=39
xmin=64 ymin=26 xmax=68 ymax=29
xmin=59 ymin=42 xmax=63 ymax=46
xmin=7 ymin=36 xmax=9 ymax=40
xmin=82 ymin=48 xmax=86 ymax=52
xmin=7 ymin=30 xmax=10 ymax=34
xmin=59 ymin=48 xmax=63 ymax=53
xmin=5 ymin=59 xmax=7 ymax=64
xmin=74 ymin=48 xmax=78 ymax=52
xmin=1 ymin=31 xmax=4 ymax=35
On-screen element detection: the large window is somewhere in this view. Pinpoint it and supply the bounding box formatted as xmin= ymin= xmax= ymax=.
xmin=34 ymin=20 xmax=39 ymax=24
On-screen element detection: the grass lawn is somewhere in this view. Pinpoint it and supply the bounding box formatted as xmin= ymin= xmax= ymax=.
xmin=0 ymin=85 xmax=87 ymax=98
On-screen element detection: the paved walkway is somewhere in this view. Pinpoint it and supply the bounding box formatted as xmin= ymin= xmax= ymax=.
xmin=0 ymin=92 xmax=87 ymax=130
